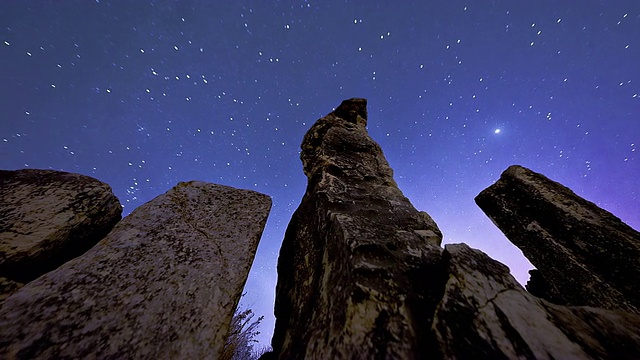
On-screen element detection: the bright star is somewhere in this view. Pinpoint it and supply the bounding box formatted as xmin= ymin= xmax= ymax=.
xmin=494 ymin=128 xmax=501 ymax=134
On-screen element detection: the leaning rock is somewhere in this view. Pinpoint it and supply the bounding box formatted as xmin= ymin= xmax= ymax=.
xmin=475 ymin=165 xmax=640 ymax=313
xmin=0 ymin=181 xmax=271 ymax=359
xmin=271 ymin=98 xmax=443 ymax=359
xmin=432 ymin=243 xmax=640 ymax=359
xmin=0 ymin=169 xmax=122 ymax=283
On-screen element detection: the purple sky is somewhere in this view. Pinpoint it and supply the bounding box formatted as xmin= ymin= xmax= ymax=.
xmin=2 ymin=0 xmax=639 ymax=347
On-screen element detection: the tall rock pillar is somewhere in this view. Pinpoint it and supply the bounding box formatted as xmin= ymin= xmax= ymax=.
xmin=271 ymin=98 xmax=443 ymax=359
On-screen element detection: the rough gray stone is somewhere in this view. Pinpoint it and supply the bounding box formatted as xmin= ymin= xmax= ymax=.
xmin=432 ymin=243 xmax=640 ymax=360
xmin=271 ymin=98 xmax=443 ymax=359
xmin=0 ymin=169 xmax=122 ymax=283
xmin=475 ymin=165 xmax=640 ymax=313
xmin=0 ymin=181 xmax=271 ymax=359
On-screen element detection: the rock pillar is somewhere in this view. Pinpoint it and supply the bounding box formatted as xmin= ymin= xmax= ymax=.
xmin=271 ymin=98 xmax=443 ymax=359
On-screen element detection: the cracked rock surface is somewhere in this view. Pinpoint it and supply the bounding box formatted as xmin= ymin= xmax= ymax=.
xmin=0 ymin=181 xmax=271 ymax=359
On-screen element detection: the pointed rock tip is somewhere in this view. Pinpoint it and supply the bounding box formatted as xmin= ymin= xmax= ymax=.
xmin=501 ymin=165 xmax=539 ymax=181
xmin=333 ymin=98 xmax=367 ymax=125
xmin=504 ymin=164 xmax=528 ymax=174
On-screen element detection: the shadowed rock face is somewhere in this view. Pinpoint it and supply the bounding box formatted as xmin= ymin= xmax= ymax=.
xmin=0 ymin=181 xmax=271 ymax=359
xmin=0 ymin=169 xmax=122 ymax=287
xmin=475 ymin=165 xmax=640 ymax=313
xmin=272 ymin=98 xmax=444 ymax=359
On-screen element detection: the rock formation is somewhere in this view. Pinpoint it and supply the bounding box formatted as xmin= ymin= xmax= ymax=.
xmin=271 ymin=98 xmax=444 ymax=359
xmin=0 ymin=181 xmax=271 ymax=359
xmin=4 ymin=101 xmax=639 ymax=359
xmin=0 ymin=169 xmax=122 ymax=296
xmin=268 ymin=99 xmax=640 ymax=359
xmin=475 ymin=165 xmax=640 ymax=313
xmin=433 ymin=243 xmax=640 ymax=359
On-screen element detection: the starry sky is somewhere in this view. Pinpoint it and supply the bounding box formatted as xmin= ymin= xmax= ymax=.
xmin=2 ymin=0 xmax=639 ymax=347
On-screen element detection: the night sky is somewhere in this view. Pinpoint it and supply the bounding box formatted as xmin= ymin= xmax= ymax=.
xmin=2 ymin=1 xmax=639 ymax=347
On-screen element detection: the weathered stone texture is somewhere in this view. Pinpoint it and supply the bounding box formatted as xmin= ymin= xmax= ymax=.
xmin=0 ymin=277 xmax=22 ymax=303
xmin=0 ymin=181 xmax=271 ymax=359
xmin=475 ymin=165 xmax=640 ymax=313
xmin=432 ymin=243 xmax=640 ymax=360
xmin=0 ymin=169 xmax=122 ymax=284
xmin=271 ymin=98 xmax=443 ymax=359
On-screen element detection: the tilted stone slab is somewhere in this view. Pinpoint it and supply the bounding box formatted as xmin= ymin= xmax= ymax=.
xmin=0 ymin=169 xmax=122 ymax=285
xmin=0 ymin=181 xmax=271 ymax=359
xmin=432 ymin=243 xmax=640 ymax=359
xmin=475 ymin=165 xmax=640 ymax=313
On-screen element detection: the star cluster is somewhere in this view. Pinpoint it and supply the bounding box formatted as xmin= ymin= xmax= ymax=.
xmin=1 ymin=1 xmax=638 ymax=347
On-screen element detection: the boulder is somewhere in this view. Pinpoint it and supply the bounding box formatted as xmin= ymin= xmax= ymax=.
xmin=432 ymin=243 xmax=640 ymax=359
xmin=0 ymin=169 xmax=122 ymax=284
xmin=0 ymin=181 xmax=271 ymax=359
xmin=271 ymin=98 xmax=444 ymax=359
xmin=475 ymin=165 xmax=640 ymax=313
